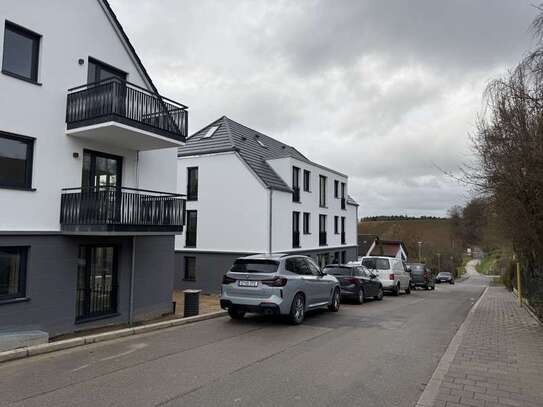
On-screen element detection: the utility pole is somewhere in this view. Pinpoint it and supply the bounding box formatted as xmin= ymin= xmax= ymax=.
xmin=437 ymin=253 xmax=441 ymax=274
xmin=418 ymin=241 xmax=422 ymax=263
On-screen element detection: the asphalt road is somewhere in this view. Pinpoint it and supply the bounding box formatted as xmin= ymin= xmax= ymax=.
xmin=0 ymin=272 xmax=486 ymax=407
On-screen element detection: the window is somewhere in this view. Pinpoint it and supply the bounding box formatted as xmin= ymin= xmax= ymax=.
xmin=319 ymin=214 xmax=327 ymax=246
xmin=0 ymin=247 xmax=28 ymax=301
xmin=187 ymin=167 xmax=198 ymax=201
xmin=341 ymin=182 xmax=346 ymax=209
xmin=285 ymin=258 xmax=309 ymax=275
xmin=76 ymin=245 xmax=117 ymax=320
xmin=334 ymin=180 xmax=339 ymax=198
xmin=255 ymin=136 xmax=267 ymax=148
xmin=292 ymin=166 xmax=300 ymax=202
xmin=184 ymin=257 xmax=196 ymax=281
xmin=231 ymin=259 xmax=279 ymax=273
xmin=307 ymin=258 xmax=322 ymax=276
xmin=319 ymin=175 xmax=327 ymax=207
xmin=0 ymin=131 xmax=34 ymax=190
xmin=303 ymin=212 xmax=310 ymax=234
xmin=2 ymin=21 xmax=41 ymax=83
xmin=201 ymin=126 xmax=218 ymax=139
xmin=334 ymin=216 xmax=339 ymax=234
xmin=292 ymin=211 xmax=300 ymax=248
xmin=341 ymin=216 xmax=346 ymax=244
xmin=341 ymin=251 xmax=347 ymax=264
xmin=185 ymin=210 xmax=197 ymax=247
xmin=303 ymin=170 xmax=310 ymax=192
xmin=87 ymin=57 xmax=127 ymax=83
xmin=333 ymin=251 xmax=339 ymax=264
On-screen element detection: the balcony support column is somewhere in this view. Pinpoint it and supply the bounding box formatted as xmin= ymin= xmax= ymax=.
xmin=129 ymin=236 xmax=136 ymax=327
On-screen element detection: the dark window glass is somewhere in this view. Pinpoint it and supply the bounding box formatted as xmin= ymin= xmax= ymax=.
xmin=2 ymin=22 xmax=40 ymax=82
xmin=334 ymin=216 xmax=339 ymax=234
xmin=76 ymin=245 xmax=117 ymax=320
xmin=333 ymin=251 xmax=339 ymax=263
xmin=319 ymin=215 xmax=326 ymax=233
xmin=292 ymin=166 xmax=300 ymax=188
xmin=295 ymin=258 xmax=312 ymax=275
xmin=306 ymin=259 xmax=321 ymax=276
xmin=87 ymin=57 xmax=127 ymax=83
xmin=82 ymin=150 xmax=122 ymax=188
xmin=187 ymin=167 xmax=198 ymax=201
xmin=319 ymin=175 xmax=326 ymax=207
xmin=0 ymin=132 xmax=34 ymax=189
xmin=342 ymin=251 xmax=347 ymax=264
xmin=231 ymin=259 xmax=279 ymax=274
xmin=324 ymin=266 xmax=353 ymax=276
xmin=334 ymin=180 xmax=339 ymax=198
xmin=362 ymin=258 xmax=390 ymax=270
xmin=0 ymin=247 xmax=27 ymax=300
xmin=184 ymin=257 xmax=196 ymax=281
xmin=185 ymin=210 xmax=197 ymax=247
xmin=292 ymin=211 xmax=300 ymax=248
xmin=341 ymin=182 xmax=346 ymax=198
xmin=303 ymin=212 xmax=310 ymax=234
xmin=303 ymin=170 xmax=310 ymax=192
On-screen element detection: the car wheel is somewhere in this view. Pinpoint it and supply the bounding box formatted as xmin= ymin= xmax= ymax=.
xmin=289 ymin=293 xmax=305 ymax=325
xmin=393 ymin=284 xmax=400 ymax=296
xmin=328 ymin=288 xmax=341 ymax=312
xmin=228 ymin=307 xmax=245 ymax=320
xmin=375 ymin=286 xmax=384 ymax=301
xmin=405 ymin=284 xmax=411 ymax=295
xmin=356 ymin=288 xmax=364 ymax=304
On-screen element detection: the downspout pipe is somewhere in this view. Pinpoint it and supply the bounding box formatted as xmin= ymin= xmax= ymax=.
xmin=268 ymin=188 xmax=273 ymax=254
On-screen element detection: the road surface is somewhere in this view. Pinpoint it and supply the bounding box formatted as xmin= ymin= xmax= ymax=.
xmin=0 ymin=266 xmax=486 ymax=407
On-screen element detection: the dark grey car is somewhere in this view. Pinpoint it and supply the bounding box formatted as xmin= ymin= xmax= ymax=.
xmin=323 ymin=264 xmax=384 ymax=303
xmin=408 ymin=263 xmax=435 ymax=290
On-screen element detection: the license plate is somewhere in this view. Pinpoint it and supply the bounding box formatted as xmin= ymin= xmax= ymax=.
xmin=238 ymin=280 xmax=258 ymax=287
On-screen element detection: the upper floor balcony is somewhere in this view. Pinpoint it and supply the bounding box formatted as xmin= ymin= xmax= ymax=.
xmin=65 ymin=78 xmax=188 ymax=151
xmin=60 ymin=186 xmax=185 ymax=234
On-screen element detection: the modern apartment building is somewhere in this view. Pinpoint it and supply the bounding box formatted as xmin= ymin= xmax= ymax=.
xmin=0 ymin=0 xmax=188 ymax=337
xmin=175 ymin=116 xmax=358 ymax=292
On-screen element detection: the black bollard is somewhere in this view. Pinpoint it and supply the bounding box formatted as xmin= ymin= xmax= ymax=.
xmin=183 ymin=289 xmax=201 ymax=317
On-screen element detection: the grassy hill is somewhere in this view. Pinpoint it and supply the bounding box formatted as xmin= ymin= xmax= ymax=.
xmin=359 ymin=219 xmax=465 ymax=274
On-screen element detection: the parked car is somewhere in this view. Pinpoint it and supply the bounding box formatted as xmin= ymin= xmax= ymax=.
xmin=407 ymin=263 xmax=435 ymax=290
xmin=323 ymin=264 xmax=384 ymax=303
xmin=360 ymin=256 xmax=411 ymax=296
xmin=435 ymin=272 xmax=455 ymax=284
xmin=220 ymin=254 xmax=341 ymax=324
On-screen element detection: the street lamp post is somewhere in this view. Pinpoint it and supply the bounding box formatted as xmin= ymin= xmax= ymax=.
xmin=418 ymin=241 xmax=422 ymax=263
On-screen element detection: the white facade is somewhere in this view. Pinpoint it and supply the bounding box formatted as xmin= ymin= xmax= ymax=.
xmin=176 ymin=152 xmax=358 ymax=255
xmin=0 ymin=0 xmax=179 ymax=232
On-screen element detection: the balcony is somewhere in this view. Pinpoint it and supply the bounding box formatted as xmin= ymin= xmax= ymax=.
xmin=60 ymin=186 xmax=185 ymax=234
xmin=65 ymin=78 xmax=188 ymax=151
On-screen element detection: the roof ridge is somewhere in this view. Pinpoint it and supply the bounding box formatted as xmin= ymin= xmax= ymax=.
xmin=221 ymin=116 xmax=236 ymax=148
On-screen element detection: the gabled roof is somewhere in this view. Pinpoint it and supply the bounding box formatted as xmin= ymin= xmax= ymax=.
xmin=179 ymin=116 xmax=350 ymax=193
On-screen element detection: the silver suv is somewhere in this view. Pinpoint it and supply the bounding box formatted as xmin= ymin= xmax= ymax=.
xmin=220 ymin=254 xmax=341 ymax=324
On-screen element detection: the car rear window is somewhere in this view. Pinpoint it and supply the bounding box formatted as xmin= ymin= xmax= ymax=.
xmin=362 ymin=258 xmax=390 ymax=270
xmin=323 ymin=267 xmax=354 ymax=276
xmin=410 ymin=264 xmax=425 ymax=273
xmin=437 ymin=272 xmax=451 ymax=277
xmin=230 ymin=259 xmax=279 ymax=273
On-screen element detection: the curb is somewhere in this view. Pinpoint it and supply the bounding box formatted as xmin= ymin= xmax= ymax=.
xmin=415 ymin=286 xmax=488 ymax=407
xmin=0 ymin=310 xmax=227 ymax=364
xmin=511 ymin=291 xmax=541 ymax=325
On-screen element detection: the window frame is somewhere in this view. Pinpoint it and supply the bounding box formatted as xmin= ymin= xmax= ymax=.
xmin=184 ymin=256 xmax=196 ymax=281
xmin=187 ymin=166 xmax=198 ymax=201
xmin=303 ymin=170 xmax=311 ymax=192
xmin=0 ymin=246 xmax=28 ymax=303
xmin=185 ymin=210 xmax=198 ymax=248
xmin=334 ymin=180 xmax=339 ymax=198
xmin=334 ymin=216 xmax=339 ymax=234
xmin=302 ymin=212 xmax=310 ymax=234
xmin=319 ymin=175 xmax=327 ymax=207
xmin=2 ymin=21 xmax=41 ymax=84
xmin=0 ymin=130 xmax=35 ymax=190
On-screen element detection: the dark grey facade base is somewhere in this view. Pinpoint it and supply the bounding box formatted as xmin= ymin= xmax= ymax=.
xmin=0 ymin=234 xmax=176 ymax=337
xmin=175 ymin=245 xmax=358 ymax=293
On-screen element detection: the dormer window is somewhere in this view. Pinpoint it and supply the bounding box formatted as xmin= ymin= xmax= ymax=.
xmin=201 ymin=126 xmax=219 ymax=139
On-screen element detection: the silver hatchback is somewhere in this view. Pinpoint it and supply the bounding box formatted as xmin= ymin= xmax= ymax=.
xmin=220 ymin=254 xmax=341 ymax=324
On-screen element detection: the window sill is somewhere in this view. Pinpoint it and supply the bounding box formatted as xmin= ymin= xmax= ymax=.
xmin=292 ymin=246 xmax=301 ymax=249
xmin=186 ymin=198 xmax=198 ymax=202
xmin=292 ymin=201 xmax=302 ymax=204
xmin=319 ymin=205 xmax=328 ymax=209
xmin=0 ymin=185 xmax=36 ymax=192
xmin=184 ymin=245 xmax=196 ymax=249
xmin=303 ymin=232 xmax=311 ymax=235
xmin=0 ymin=296 xmax=30 ymax=306
xmin=75 ymin=312 xmax=120 ymax=325
xmin=2 ymin=70 xmax=42 ymax=86
xmin=183 ymin=279 xmax=196 ymax=282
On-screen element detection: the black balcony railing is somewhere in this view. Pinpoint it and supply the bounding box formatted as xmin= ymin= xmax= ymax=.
xmin=60 ymin=186 xmax=185 ymax=233
xmin=341 ymin=232 xmax=346 ymax=245
xmin=293 ymin=231 xmax=300 ymax=248
xmin=341 ymin=198 xmax=346 ymax=210
xmin=319 ymin=232 xmax=327 ymax=246
xmin=292 ymin=187 xmax=300 ymax=203
xmin=66 ymin=78 xmax=188 ymax=142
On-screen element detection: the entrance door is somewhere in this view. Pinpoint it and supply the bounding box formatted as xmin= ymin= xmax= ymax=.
xmin=76 ymin=245 xmax=118 ymax=320
xmin=87 ymin=57 xmax=127 ymax=117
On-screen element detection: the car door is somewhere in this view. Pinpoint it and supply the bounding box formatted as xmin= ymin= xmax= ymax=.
xmin=359 ymin=266 xmax=378 ymax=296
xmin=293 ymin=257 xmax=320 ymax=307
xmin=308 ymin=258 xmax=333 ymax=303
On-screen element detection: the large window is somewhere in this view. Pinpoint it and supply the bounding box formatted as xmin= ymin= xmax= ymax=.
xmin=184 ymin=257 xmax=196 ymax=281
xmin=303 ymin=170 xmax=310 ymax=192
xmin=2 ymin=21 xmax=41 ymax=83
xmin=319 ymin=175 xmax=327 ymax=207
xmin=334 ymin=180 xmax=339 ymax=198
xmin=76 ymin=245 xmax=117 ymax=321
xmin=0 ymin=131 xmax=34 ymax=190
xmin=87 ymin=57 xmax=127 ymax=83
xmin=292 ymin=211 xmax=300 ymax=248
xmin=0 ymin=247 xmax=28 ymax=301
xmin=319 ymin=214 xmax=327 ymax=246
xmin=292 ymin=166 xmax=300 ymax=202
xmin=341 ymin=216 xmax=346 ymax=244
xmin=187 ymin=167 xmax=198 ymax=201
xmin=341 ymin=182 xmax=346 ymax=209
xmin=303 ymin=212 xmax=310 ymax=234
xmin=185 ymin=210 xmax=197 ymax=247
xmin=334 ymin=216 xmax=339 ymax=234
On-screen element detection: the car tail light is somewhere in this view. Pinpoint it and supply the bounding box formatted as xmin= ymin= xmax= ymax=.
xmin=423 ymin=272 xmax=428 ymax=279
xmin=222 ymin=275 xmax=236 ymax=284
xmin=261 ymin=277 xmax=288 ymax=287
xmin=389 ymin=273 xmax=395 ymax=280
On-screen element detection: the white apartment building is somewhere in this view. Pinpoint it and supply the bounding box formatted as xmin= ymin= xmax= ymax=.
xmin=175 ymin=116 xmax=359 ymax=292
xmin=0 ymin=0 xmax=188 ymax=338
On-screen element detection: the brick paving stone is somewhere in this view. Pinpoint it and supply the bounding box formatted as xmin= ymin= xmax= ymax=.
xmin=421 ymin=285 xmax=543 ymax=407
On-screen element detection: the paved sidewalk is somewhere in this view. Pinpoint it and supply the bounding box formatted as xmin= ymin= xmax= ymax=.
xmin=428 ymin=285 xmax=543 ymax=407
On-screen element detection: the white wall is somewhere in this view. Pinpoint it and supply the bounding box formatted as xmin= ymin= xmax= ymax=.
xmin=267 ymin=157 xmax=356 ymax=252
xmin=176 ymin=153 xmax=269 ymax=253
xmin=0 ymin=0 xmax=176 ymax=231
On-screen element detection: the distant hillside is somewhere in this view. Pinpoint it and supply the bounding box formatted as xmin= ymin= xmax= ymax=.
xmin=359 ymin=219 xmax=463 ymax=271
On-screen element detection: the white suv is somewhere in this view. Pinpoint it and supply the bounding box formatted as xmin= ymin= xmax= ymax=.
xmin=359 ymin=256 xmax=411 ymax=296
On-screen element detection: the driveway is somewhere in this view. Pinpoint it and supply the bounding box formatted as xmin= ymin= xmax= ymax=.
xmin=0 ymin=274 xmax=486 ymax=407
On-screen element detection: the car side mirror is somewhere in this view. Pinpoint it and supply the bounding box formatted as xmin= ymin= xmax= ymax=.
xmin=370 ymin=274 xmax=376 ymax=279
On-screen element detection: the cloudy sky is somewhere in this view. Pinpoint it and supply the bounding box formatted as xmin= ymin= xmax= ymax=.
xmin=111 ymin=0 xmax=537 ymax=217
